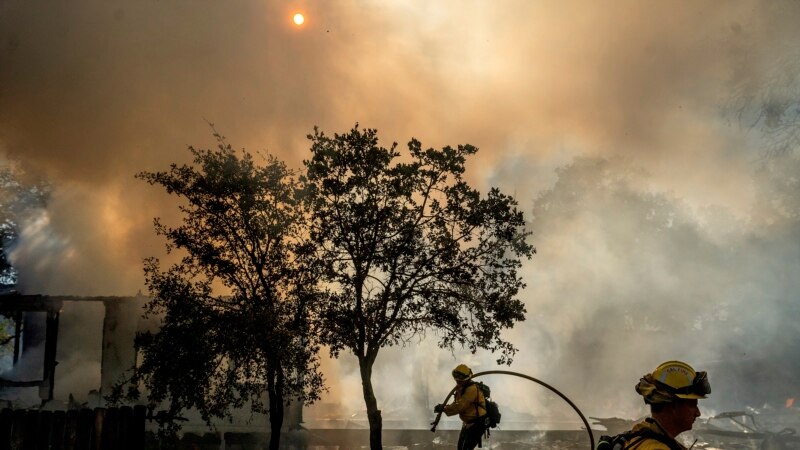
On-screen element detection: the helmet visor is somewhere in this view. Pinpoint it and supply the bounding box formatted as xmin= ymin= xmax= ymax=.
xmin=692 ymin=371 xmax=711 ymax=396
xmin=674 ymin=371 xmax=711 ymax=398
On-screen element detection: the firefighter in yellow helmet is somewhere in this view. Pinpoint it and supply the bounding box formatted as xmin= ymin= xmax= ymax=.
xmin=616 ymin=361 xmax=710 ymax=450
xmin=433 ymin=364 xmax=488 ymax=450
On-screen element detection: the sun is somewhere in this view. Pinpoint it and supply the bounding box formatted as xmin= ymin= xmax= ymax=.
xmin=293 ymin=13 xmax=305 ymax=26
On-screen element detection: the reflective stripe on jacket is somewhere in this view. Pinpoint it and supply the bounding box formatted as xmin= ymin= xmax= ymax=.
xmin=443 ymin=382 xmax=486 ymax=427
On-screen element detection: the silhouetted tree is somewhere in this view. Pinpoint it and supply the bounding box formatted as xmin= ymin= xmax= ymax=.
xmin=303 ymin=125 xmax=534 ymax=450
xmin=120 ymin=131 xmax=324 ymax=450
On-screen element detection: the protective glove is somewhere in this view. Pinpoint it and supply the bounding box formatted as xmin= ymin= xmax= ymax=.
xmin=434 ymin=403 xmax=444 ymax=413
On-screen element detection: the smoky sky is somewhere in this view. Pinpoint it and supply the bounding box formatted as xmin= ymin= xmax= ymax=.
xmin=3 ymin=0 xmax=800 ymax=423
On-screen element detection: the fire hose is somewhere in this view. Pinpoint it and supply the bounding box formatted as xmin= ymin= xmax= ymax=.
xmin=430 ymin=370 xmax=595 ymax=450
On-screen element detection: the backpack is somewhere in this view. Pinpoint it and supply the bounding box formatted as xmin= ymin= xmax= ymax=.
xmin=595 ymin=429 xmax=683 ymax=450
xmin=474 ymin=382 xmax=501 ymax=428
xmin=595 ymin=433 xmax=632 ymax=450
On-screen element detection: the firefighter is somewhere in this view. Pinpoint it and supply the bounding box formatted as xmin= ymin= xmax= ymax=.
xmin=434 ymin=364 xmax=488 ymax=450
xmin=621 ymin=360 xmax=711 ymax=450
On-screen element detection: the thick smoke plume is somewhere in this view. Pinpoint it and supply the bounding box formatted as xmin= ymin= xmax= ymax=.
xmin=2 ymin=0 xmax=800 ymax=425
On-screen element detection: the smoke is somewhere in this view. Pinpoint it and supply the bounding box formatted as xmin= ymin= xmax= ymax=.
xmin=3 ymin=0 xmax=800 ymax=427
xmin=52 ymin=301 xmax=105 ymax=404
xmin=0 ymin=0 xmax=778 ymax=290
xmin=513 ymin=156 xmax=798 ymax=418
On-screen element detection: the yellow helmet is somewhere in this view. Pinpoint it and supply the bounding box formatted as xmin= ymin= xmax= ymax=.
xmin=452 ymin=364 xmax=473 ymax=381
xmin=635 ymin=360 xmax=710 ymax=404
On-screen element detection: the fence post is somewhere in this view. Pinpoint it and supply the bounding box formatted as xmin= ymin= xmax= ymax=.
xmin=35 ymin=410 xmax=52 ymax=450
xmin=9 ymin=409 xmax=25 ymax=450
xmin=0 ymin=408 xmax=12 ymax=450
xmin=75 ymin=409 xmax=94 ymax=450
xmin=100 ymin=408 xmax=118 ymax=450
xmin=51 ymin=410 xmax=66 ymax=450
xmin=23 ymin=410 xmax=38 ymax=450
xmin=118 ymin=406 xmax=132 ymax=450
xmin=92 ymin=409 xmax=104 ymax=450
xmin=64 ymin=410 xmax=79 ymax=450
xmin=131 ymin=406 xmax=146 ymax=450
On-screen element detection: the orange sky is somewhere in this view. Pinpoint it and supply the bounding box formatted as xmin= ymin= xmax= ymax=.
xmin=1 ymin=0 xmax=792 ymax=294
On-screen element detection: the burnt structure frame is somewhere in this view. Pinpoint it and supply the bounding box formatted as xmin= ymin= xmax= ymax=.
xmin=0 ymin=294 xmax=141 ymax=406
xmin=0 ymin=295 xmax=63 ymax=402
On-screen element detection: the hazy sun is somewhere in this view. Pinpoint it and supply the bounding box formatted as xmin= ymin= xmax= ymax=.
xmin=293 ymin=13 xmax=305 ymax=26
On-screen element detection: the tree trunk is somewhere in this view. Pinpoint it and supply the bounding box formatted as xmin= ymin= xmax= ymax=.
xmin=358 ymin=354 xmax=382 ymax=450
xmin=267 ymin=364 xmax=285 ymax=450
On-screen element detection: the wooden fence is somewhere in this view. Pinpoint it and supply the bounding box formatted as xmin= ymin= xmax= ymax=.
xmin=0 ymin=405 xmax=147 ymax=450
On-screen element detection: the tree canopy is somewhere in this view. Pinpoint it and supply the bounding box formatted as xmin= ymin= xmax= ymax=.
xmin=119 ymin=132 xmax=323 ymax=450
xmin=303 ymin=124 xmax=534 ymax=449
xmin=122 ymin=124 xmax=533 ymax=449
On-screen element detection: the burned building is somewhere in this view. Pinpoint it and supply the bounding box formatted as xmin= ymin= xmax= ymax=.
xmin=1 ymin=293 xmax=149 ymax=409
xmin=0 ymin=293 xmax=303 ymax=447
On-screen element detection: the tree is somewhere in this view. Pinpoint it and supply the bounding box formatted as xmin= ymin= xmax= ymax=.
xmin=120 ymin=131 xmax=324 ymax=450
xmin=303 ymin=124 xmax=534 ymax=449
